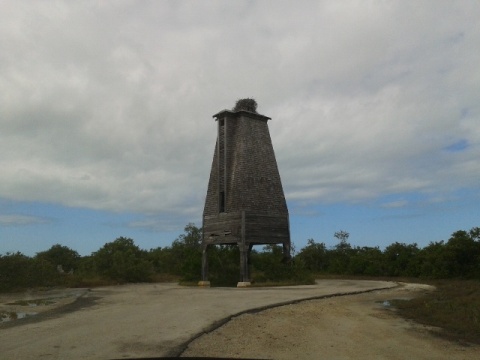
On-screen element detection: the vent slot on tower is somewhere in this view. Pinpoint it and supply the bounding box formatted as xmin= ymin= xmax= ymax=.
xmin=219 ymin=191 xmax=225 ymax=213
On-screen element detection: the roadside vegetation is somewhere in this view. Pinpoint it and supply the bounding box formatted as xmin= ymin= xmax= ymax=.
xmin=391 ymin=279 xmax=480 ymax=344
xmin=1 ymin=224 xmax=479 ymax=343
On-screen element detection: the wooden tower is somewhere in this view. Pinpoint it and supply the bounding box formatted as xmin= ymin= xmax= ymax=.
xmin=201 ymin=99 xmax=290 ymax=287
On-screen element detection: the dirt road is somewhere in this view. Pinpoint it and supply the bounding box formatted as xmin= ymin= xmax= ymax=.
xmin=183 ymin=283 xmax=480 ymax=359
xmin=1 ymin=281 xmax=478 ymax=359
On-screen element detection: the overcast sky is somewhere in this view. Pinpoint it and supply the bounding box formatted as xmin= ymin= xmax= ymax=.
xmin=1 ymin=0 xmax=479 ymax=256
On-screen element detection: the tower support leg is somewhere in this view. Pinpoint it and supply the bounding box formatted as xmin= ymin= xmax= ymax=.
xmin=199 ymin=245 xmax=210 ymax=287
xmin=237 ymin=242 xmax=251 ymax=287
xmin=282 ymin=241 xmax=292 ymax=263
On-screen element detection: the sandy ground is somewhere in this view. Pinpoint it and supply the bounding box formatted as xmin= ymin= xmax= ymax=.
xmin=183 ymin=283 xmax=480 ymax=359
xmin=1 ymin=281 xmax=478 ymax=359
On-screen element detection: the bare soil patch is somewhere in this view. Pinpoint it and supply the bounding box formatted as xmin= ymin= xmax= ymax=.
xmin=0 ymin=288 xmax=91 ymax=327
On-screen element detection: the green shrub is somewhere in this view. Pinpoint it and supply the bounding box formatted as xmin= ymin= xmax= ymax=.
xmin=92 ymin=237 xmax=153 ymax=283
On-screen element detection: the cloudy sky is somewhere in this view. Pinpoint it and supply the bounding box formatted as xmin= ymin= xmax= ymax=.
xmin=1 ymin=0 xmax=479 ymax=256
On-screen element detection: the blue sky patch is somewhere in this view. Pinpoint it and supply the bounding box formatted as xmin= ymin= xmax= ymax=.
xmin=444 ymin=139 xmax=469 ymax=153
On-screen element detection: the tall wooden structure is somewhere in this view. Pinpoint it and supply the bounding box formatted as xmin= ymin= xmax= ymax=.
xmin=201 ymin=99 xmax=290 ymax=286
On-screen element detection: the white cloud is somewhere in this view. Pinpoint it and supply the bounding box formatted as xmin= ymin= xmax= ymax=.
xmin=0 ymin=214 xmax=51 ymax=226
xmin=0 ymin=0 xmax=479 ymax=223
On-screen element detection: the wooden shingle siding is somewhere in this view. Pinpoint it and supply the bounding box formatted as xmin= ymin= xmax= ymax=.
xmin=201 ymin=105 xmax=291 ymax=283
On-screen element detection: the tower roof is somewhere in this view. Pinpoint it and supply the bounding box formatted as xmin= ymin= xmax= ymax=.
xmin=212 ymin=109 xmax=271 ymax=121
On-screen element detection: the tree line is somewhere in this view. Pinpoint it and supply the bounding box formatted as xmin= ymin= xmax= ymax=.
xmin=298 ymin=227 xmax=480 ymax=279
xmin=1 ymin=224 xmax=478 ymax=292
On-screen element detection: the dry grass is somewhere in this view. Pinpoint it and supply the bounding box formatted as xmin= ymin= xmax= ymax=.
xmin=392 ymin=279 xmax=480 ymax=345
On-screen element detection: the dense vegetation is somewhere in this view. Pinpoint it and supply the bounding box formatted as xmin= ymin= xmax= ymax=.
xmin=1 ymin=225 xmax=478 ymax=292
xmin=298 ymin=227 xmax=480 ymax=279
